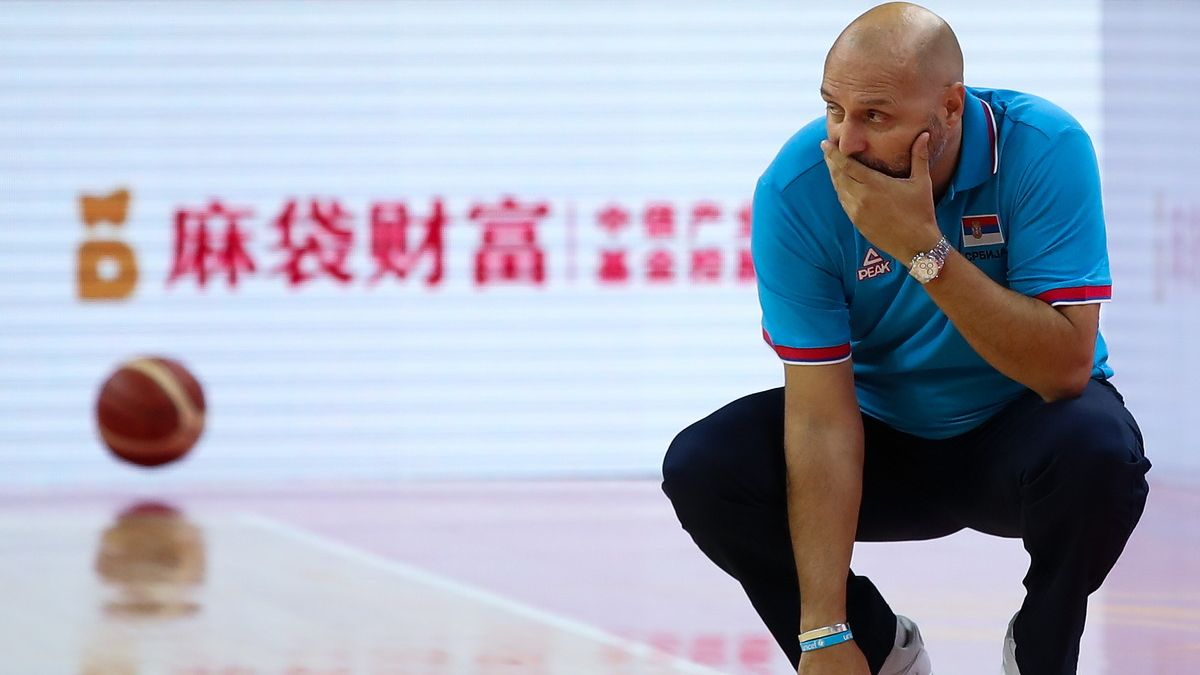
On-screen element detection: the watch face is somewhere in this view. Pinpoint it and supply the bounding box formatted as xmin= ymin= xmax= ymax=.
xmin=912 ymin=256 xmax=938 ymax=282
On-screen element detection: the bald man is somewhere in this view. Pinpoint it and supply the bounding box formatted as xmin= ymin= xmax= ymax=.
xmin=661 ymin=4 xmax=1150 ymax=675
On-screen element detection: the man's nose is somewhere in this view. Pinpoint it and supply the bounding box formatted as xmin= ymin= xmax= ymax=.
xmin=833 ymin=121 xmax=868 ymax=156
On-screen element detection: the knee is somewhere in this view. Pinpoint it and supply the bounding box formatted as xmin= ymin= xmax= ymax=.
xmin=661 ymin=421 xmax=718 ymax=504
xmin=1065 ymin=410 xmax=1143 ymax=472
xmin=1044 ymin=405 xmax=1149 ymax=506
xmin=661 ymin=388 xmax=785 ymax=511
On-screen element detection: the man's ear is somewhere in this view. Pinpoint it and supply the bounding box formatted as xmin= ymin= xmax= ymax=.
xmin=944 ymin=83 xmax=966 ymax=127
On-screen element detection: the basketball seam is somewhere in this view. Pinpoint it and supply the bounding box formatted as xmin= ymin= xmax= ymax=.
xmin=102 ymin=359 xmax=204 ymax=459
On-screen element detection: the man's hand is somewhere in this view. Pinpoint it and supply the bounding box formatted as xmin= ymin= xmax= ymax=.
xmin=821 ymin=132 xmax=942 ymax=264
xmin=797 ymin=641 xmax=870 ymax=675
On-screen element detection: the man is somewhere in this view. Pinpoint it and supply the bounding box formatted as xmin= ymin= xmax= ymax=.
xmin=660 ymin=3 xmax=1151 ymax=675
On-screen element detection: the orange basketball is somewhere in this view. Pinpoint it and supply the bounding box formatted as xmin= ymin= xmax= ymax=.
xmin=95 ymin=357 xmax=206 ymax=467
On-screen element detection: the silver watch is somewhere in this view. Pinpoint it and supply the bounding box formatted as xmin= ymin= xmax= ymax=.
xmin=908 ymin=236 xmax=951 ymax=284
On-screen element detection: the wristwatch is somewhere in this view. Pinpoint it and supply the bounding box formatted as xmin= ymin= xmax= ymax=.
xmin=908 ymin=236 xmax=951 ymax=284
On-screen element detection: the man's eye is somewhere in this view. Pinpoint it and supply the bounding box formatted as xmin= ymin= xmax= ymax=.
xmin=827 ymin=106 xmax=844 ymax=117
xmin=867 ymin=111 xmax=887 ymax=123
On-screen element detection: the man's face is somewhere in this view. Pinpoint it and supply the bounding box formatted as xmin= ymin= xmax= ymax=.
xmin=821 ymin=57 xmax=949 ymax=179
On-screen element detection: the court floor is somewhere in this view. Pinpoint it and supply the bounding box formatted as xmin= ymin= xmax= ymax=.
xmin=2 ymin=477 xmax=1196 ymax=674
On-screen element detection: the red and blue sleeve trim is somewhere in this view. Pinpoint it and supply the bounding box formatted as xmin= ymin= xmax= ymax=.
xmin=761 ymin=329 xmax=851 ymax=365
xmin=1034 ymin=285 xmax=1112 ymax=306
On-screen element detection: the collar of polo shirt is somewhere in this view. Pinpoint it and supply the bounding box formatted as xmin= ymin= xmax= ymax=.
xmin=945 ymin=89 xmax=1000 ymax=203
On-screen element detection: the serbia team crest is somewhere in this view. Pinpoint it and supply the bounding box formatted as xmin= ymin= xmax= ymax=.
xmin=961 ymin=214 xmax=1004 ymax=247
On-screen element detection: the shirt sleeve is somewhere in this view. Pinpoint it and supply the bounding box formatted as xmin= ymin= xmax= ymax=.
xmin=751 ymin=178 xmax=851 ymax=365
xmin=1006 ymin=128 xmax=1113 ymax=306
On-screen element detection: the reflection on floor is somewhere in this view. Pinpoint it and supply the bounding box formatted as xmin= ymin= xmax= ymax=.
xmin=0 ymin=478 xmax=1195 ymax=674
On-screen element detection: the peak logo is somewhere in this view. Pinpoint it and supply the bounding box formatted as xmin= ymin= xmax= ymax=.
xmin=857 ymin=248 xmax=892 ymax=281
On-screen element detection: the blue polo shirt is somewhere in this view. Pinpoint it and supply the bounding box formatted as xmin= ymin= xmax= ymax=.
xmin=753 ymin=87 xmax=1113 ymax=439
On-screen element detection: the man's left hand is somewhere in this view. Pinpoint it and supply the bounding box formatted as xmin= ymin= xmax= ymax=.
xmin=821 ymin=132 xmax=942 ymax=265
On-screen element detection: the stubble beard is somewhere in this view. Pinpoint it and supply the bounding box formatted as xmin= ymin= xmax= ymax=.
xmin=857 ymin=116 xmax=949 ymax=179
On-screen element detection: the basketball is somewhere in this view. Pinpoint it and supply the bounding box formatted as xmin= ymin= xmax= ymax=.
xmin=95 ymin=357 xmax=206 ymax=467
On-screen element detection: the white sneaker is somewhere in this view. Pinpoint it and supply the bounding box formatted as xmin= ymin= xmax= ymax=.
xmin=879 ymin=614 xmax=933 ymax=675
xmin=1002 ymin=613 xmax=1021 ymax=674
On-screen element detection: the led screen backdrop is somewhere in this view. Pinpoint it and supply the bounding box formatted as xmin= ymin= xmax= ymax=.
xmin=1101 ymin=1 xmax=1200 ymax=479
xmin=1 ymin=1 xmax=1112 ymax=486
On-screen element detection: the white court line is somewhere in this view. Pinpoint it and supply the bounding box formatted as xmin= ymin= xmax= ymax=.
xmin=239 ymin=513 xmax=730 ymax=675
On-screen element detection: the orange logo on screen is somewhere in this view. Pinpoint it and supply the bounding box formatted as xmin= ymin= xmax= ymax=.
xmin=77 ymin=188 xmax=139 ymax=300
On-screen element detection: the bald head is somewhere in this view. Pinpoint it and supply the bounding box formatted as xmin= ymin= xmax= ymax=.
xmin=827 ymin=2 xmax=963 ymax=91
xmin=819 ymin=3 xmax=967 ymax=188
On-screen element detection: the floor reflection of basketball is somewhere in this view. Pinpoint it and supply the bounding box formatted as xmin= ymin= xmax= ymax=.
xmin=95 ymin=357 xmax=205 ymax=467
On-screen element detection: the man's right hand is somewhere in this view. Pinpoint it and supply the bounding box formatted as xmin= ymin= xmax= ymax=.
xmin=797 ymin=641 xmax=870 ymax=675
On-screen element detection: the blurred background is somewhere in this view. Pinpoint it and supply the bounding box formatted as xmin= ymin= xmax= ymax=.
xmin=1 ymin=1 xmax=1197 ymax=674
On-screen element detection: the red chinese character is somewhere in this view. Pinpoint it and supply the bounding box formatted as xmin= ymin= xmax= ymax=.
xmin=598 ymin=249 xmax=630 ymax=284
xmin=644 ymin=203 xmax=676 ymax=238
xmin=737 ymin=248 xmax=755 ymax=282
xmin=368 ymin=199 xmax=445 ymax=287
xmin=738 ymin=635 xmax=774 ymax=673
xmin=738 ymin=202 xmax=752 ymax=238
xmin=646 ymin=249 xmax=675 ymax=282
xmin=690 ymin=248 xmax=722 ymax=282
xmin=470 ymin=196 xmax=550 ymax=286
xmin=647 ymin=633 xmax=681 ymax=656
xmin=272 ymin=198 xmax=354 ymax=287
xmin=689 ymin=201 xmax=722 ymax=236
xmin=690 ymin=635 xmax=726 ymax=666
xmin=596 ymin=204 xmax=631 ymax=235
xmin=168 ymin=200 xmax=256 ymax=289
